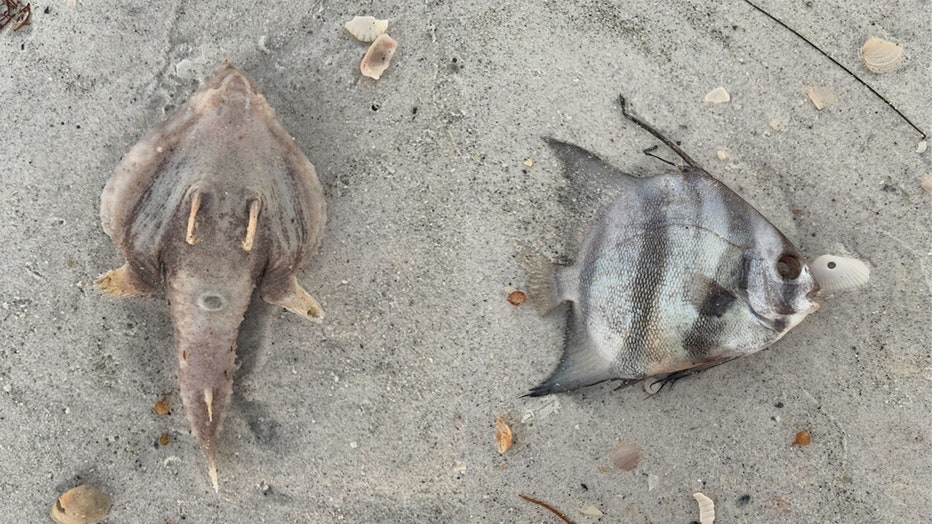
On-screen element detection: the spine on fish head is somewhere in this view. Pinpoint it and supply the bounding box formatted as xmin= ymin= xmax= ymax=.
xmin=165 ymin=269 xmax=254 ymax=473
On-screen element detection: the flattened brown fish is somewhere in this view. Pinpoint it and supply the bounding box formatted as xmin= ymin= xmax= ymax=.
xmin=97 ymin=64 xmax=326 ymax=490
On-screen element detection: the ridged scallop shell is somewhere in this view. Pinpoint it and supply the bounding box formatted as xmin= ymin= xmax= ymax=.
xmin=360 ymin=34 xmax=398 ymax=80
xmin=344 ymin=16 xmax=388 ymax=43
xmin=861 ymin=37 xmax=905 ymax=74
xmin=810 ymin=254 xmax=870 ymax=292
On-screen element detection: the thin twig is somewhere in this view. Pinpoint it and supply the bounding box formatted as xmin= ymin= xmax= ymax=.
xmin=742 ymin=0 xmax=925 ymax=139
xmin=618 ymin=95 xmax=701 ymax=170
xmin=518 ymin=494 xmax=575 ymax=524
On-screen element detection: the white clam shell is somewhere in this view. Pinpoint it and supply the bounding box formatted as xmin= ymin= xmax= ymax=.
xmin=861 ymin=37 xmax=905 ymax=74
xmin=344 ymin=16 xmax=388 ymax=43
xmin=810 ymin=254 xmax=870 ymax=292
xmin=360 ymin=34 xmax=398 ymax=80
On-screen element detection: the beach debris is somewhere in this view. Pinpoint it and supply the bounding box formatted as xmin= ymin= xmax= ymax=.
xmin=1 ymin=0 xmax=31 ymax=32
xmin=360 ymin=34 xmax=398 ymax=80
xmin=507 ymin=290 xmax=526 ymax=306
xmin=523 ymin=158 xmax=534 ymax=167
xmin=692 ymin=492 xmax=715 ymax=524
xmin=792 ymin=430 xmax=811 ymax=446
xmin=609 ymin=441 xmax=641 ymax=471
xmin=519 ymin=494 xmax=574 ymax=524
xmin=921 ymin=175 xmax=932 ymax=193
xmin=97 ymin=64 xmax=326 ymax=492
xmin=806 ymin=86 xmax=837 ymax=110
xmin=716 ymin=150 xmax=728 ymax=161
xmin=917 ymin=141 xmax=927 ymax=154
xmin=647 ymin=473 xmax=660 ymax=491
xmin=50 ymin=485 xmax=112 ymax=524
xmin=154 ymin=398 xmax=170 ymax=415
xmin=579 ymin=504 xmax=604 ymax=517
xmin=810 ymin=254 xmax=870 ymax=292
xmin=159 ymin=433 xmax=171 ymax=446
xmin=495 ymin=417 xmax=513 ymax=453
xmin=344 ymin=15 xmax=388 ymax=42
xmin=741 ymin=1 xmax=923 ymax=138
xmin=860 ymin=37 xmax=905 ymax=74
xmin=703 ymin=87 xmax=730 ymax=104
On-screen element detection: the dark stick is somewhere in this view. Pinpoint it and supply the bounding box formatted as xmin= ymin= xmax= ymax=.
xmin=618 ymin=95 xmax=701 ymax=170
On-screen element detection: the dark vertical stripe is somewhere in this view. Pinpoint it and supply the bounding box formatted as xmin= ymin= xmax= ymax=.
xmin=623 ymin=183 xmax=669 ymax=365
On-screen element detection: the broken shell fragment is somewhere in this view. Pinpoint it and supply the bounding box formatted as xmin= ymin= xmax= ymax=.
xmin=806 ymin=86 xmax=837 ymax=110
xmin=810 ymin=254 xmax=870 ymax=292
xmin=703 ymin=87 xmax=730 ymax=104
xmin=609 ymin=441 xmax=641 ymax=471
xmin=692 ymin=492 xmax=715 ymax=524
xmin=50 ymin=485 xmax=112 ymax=524
xmin=861 ymin=37 xmax=905 ymax=74
xmin=495 ymin=417 xmax=513 ymax=453
xmin=344 ymin=15 xmax=388 ymax=43
xmin=792 ymin=430 xmax=811 ymax=446
xmin=360 ymin=34 xmax=398 ymax=80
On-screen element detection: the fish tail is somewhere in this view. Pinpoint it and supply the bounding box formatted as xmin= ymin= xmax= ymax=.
xmin=527 ymin=302 xmax=618 ymax=396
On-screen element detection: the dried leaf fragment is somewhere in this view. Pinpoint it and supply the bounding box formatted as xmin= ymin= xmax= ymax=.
xmin=792 ymin=430 xmax=811 ymax=446
xmin=360 ymin=33 xmax=398 ymax=80
xmin=495 ymin=417 xmax=513 ymax=453
xmin=51 ymin=485 xmax=112 ymax=524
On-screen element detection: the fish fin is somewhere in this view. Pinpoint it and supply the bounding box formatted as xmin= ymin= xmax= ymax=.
xmin=260 ymin=274 xmax=324 ymax=322
xmin=689 ymin=273 xmax=737 ymax=318
xmin=518 ymin=249 xmax=564 ymax=314
xmin=94 ymin=264 xmax=159 ymax=296
xmin=654 ymin=356 xmax=741 ymax=389
xmin=527 ymin=302 xmax=617 ymax=396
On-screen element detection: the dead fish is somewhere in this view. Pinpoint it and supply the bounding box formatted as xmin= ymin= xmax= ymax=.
xmin=528 ymin=97 xmax=819 ymax=396
xmin=96 ymin=63 xmax=326 ymax=490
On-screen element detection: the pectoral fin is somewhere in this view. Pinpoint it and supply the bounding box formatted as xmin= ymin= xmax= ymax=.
xmin=94 ymin=264 xmax=158 ymax=296
xmin=689 ymin=273 xmax=737 ymax=318
xmin=261 ymin=275 xmax=324 ymax=321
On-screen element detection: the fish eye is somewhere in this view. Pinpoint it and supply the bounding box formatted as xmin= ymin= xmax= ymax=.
xmin=775 ymin=254 xmax=802 ymax=280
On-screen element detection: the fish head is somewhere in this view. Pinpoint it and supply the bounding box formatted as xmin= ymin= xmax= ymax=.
xmin=740 ymin=228 xmax=820 ymax=334
xmin=189 ymin=64 xmax=273 ymax=128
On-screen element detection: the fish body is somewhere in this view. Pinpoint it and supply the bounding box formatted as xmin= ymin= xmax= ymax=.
xmin=97 ymin=64 xmax=326 ymax=489
xmin=529 ymin=140 xmax=819 ymax=396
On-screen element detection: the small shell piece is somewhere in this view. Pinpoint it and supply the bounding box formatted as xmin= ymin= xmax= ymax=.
xmin=692 ymin=492 xmax=715 ymax=524
xmin=609 ymin=441 xmax=641 ymax=471
xmin=51 ymin=485 xmax=112 ymax=524
xmin=810 ymin=254 xmax=870 ymax=292
xmin=861 ymin=37 xmax=905 ymax=74
xmin=360 ymin=34 xmax=398 ymax=80
xmin=806 ymin=86 xmax=837 ymax=110
xmin=703 ymin=87 xmax=730 ymax=104
xmin=495 ymin=417 xmax=513 ymax=453
xmin=792 ymin=430 xmax=811 ymax=446
xmin=344 ymin=16 xmax=388 ymax=43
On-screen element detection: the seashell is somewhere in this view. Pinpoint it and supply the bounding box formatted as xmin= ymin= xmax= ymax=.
xmin=360 ymin=34 xmax=398 ymax=80
xmin=703 ymin=87 xmax=730 ymax=104
xmin=693 ymin=492 xmax=715 ymax=524
xmin=792 ymin=430 xmax=811 ymax=446
xmin=861 ymin=37 xmax=905 ymax=74
xmin=344 ymin=15 xmax=388 ymax=43
xmin=494 ymin=417 xmax=513 ymax=453
xmin=806 ymin=86 xmax=836 ymax=110
xmin=50 ymin=485 xmax=112 ymax=524
xmin=609 ymin=441 xmax=641 ymax=471
xmin=810 ymin=254 xmax=870 ymax=292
